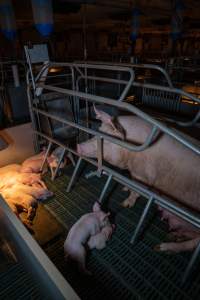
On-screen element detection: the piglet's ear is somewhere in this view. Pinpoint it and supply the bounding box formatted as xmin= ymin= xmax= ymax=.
xmin=92 ymin=201 xmax=101 ymax=212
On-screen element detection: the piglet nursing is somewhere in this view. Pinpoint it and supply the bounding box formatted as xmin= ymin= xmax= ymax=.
xmin=87 ymin=223 xmax=115 ymax=250
xmin=64 ymin=202 xmax=111 ymax=275
xmin=155 ymin=207 xmax=200 ymax=253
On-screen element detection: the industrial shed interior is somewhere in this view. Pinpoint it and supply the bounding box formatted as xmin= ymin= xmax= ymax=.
xmin=0 ymin=0 xmax=200 ymax=299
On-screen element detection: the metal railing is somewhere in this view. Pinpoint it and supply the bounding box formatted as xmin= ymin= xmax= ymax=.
xmin=28 ymin=71 xmax=200 ymax=283
xmin=0 ymin=195 xmax=80 ymax=300
xmin=75 ymin=61 xmax=200 ymax=126
xmin=24 ymin=60 xmax=200 ymax=284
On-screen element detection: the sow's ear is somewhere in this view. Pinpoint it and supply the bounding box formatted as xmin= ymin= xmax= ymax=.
xmin=93 ymin=105 xmax=125 ymax=140
xmin=93 ymin=105 xmax=114 ymax=126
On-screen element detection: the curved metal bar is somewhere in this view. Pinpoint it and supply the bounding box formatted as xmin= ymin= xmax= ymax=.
xmin=33 ymin=106 xmax=161 ymax=154
xmin=32 ymin=130 xmax=200 ymax=230
xmin=74 ymin=63 xmax=135 ymax=102
xmin=75 ymin=60 xmax=173 ymax=88
xmin=35 ymin=83 xmax=200 ymax=155
xmin=28 ymin=61 xmax=200 ymax=127
xmin=76 ymin=74 xmax=135 ymax=102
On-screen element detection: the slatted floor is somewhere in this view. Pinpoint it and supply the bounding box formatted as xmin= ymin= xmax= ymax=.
xmin=42 ymin=164 xmax=200 ymax=300
xmin=0 ymin=262 xmax=46 ymax=300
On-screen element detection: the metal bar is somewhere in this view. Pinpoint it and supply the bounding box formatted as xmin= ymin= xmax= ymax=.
xmin=130 ymin=196 xmax=154 ymax=244
xmin=24 ymin=46 xmax=36 ymax=91
xmin=98 ymin=174 xmax=113 ymax=204
xmin=29 ymin=62 xmax=200 ymax=127
xmin=26 ymin=80 xmax=39 ymax=152
xmin=33 ymin=93 xmax=200 ymax=155
xmin=132 ymin=81 xmax=200 ymax=105
xmin=76 ymin=75 xmax=129 ymax=87
xmin=118 ymin=68 xmax=134 ymax=101
xmin=182 ymin=240 xmax=200 ymax=284
xmin=33 ymin=106 xmax=159 ymax=153
xmin=40 ymin=142 xmax=52 ymax=172
xmin=97 ymin=137 xmax=103 ymax=173
xmin=67 ymin=152 xmax=76 ymax=166
xmin=31 ymin=61 xmax=200 ymax=105
xmin=51 ymin=147 xmax=66 ymax=181
xmin=0 ymin=196 xmax=80 ymax=300
xmin=66 ymin=157 xmax=82 ymax=193
xmin=76 ymin=60 xmax=173 ymax=88
xmin=85 ymin=170 xmax=102 ymax=179
xmin=76 ymin=73 xmax=135 ymax=102
xmin=34 ymin=130 xmax=200 ymax=231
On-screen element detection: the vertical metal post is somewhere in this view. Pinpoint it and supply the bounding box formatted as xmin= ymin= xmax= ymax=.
xmin=24 ymin=45 xmax=36 ymax=92
xmin=130 ymin=196 xmax=154 ymax=244
xmin=98 ymin=174 xmax=113 ymax=204
xmin=66 ymin=157 xmax=82 ymax=193
xmin=67 ymin=152 xmax=76 ymax=166
xmin=51 ymin=148 xmax=66 ymax=181
xmin=40 ymin=141 xmax=52 ymax=172
xmin=182 ymin=240 xmax=200 ymax=284
xmin=26 ymin=84 xmax=39 ymax=152
xmin=97 ymin=137 xmax=103 ymax=174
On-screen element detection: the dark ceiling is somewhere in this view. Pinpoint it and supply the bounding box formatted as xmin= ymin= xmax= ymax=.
xmin=12 ymin=0 xmax=200 ymax=33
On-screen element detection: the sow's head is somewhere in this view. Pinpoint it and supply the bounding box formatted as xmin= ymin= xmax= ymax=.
xmin=77 ymin=106 xmax=127 ymax=168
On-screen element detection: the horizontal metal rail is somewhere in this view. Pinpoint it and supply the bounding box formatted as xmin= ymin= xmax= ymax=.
xmin=34 ymin=62 xmax=135 ymax=103
xmin=31 ymin=61 xmax=200 ymax=126
xmin=76 ymin=60 xmax=174 ymax=88
xmin=34 ymin=106 xmax=161 ymax=153
xmin=33 ymin=130 xmax=200 ymax=230
xmin=74 ymin=61 xmax=200 ymax=127
xmin=35 ymin=83 xmax=200 ymax=155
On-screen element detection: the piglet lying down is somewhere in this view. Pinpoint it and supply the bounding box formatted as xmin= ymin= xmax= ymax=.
xmin=1 ymin=183 xmax=53 ymax=223
xmin=64 ymin=202 xmax=114 ymax=275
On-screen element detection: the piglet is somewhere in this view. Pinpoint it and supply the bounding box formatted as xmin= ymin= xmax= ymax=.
xmin=0 ymin=171 xmax=46 ymax=190
xmin=156 ymin=206 xmax=200 ymax=253
xmin=87 ymin=223 xmax=115 ymax=250
xmin=7 ymin=183 xmax=53 ymax=201
xmin=2 ymin=188 xmax=38 ymax=222
xmin=64 ymin=202 xmax=110 ymax=275
xmin=0 ymin=164 xmax=21 ymax=174
xmin=21 ymin=150 xmax=47 ymax=174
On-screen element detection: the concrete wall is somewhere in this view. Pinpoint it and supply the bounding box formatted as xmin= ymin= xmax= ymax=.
xmin=0 ymin=123 xmax=35 ymax=167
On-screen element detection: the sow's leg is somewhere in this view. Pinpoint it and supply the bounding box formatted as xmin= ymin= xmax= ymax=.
xmin=122 ymin=190 xmax=140 ymax=208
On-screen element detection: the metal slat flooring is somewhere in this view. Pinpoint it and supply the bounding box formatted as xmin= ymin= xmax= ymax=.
xmin=0 ymin=263 xmax=46 ymax=300
xmin=42 ymin=165 xmax=200 ymax=300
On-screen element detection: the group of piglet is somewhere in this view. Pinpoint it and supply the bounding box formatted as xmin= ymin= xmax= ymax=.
xmin=75 ymin=107 xmax=200 ymax=254
xmin=64 ymin=201 xmax=115 ymax=275
xmin=0 ymin=147 xmax=65 ymax=228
